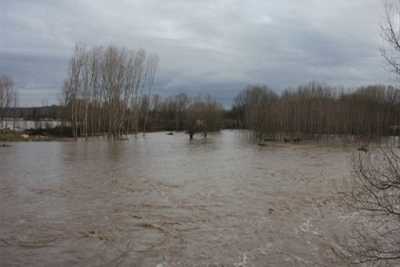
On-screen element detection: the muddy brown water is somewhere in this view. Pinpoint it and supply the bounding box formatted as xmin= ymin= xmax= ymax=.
xmin=0 ymin=130 xmax=357 ymax=266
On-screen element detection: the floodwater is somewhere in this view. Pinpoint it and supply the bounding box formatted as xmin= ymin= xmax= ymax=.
xmin=0 ymin=130 xmax=356 ymax=266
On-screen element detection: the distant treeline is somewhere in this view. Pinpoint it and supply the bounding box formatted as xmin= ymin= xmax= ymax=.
xmin=4 ymin=82 xmax=400 ymax=140
xmin=1 ymin=96 xmax=226 ymax=132
xmin=1 ymin=106 xmax=62 ymax=120
xmin=60 ymin=45 xmax=226 ymax=138
xmin=61 ymin=45 xmax=159 ymax=137
xmin=233 ymin=82 xmax=400 ymax=140
xmin=15 ymin=44 xmax=400 ymax=140
xmin=62 ymin=92 xmax=225 ymax=137
xmin=4 ymin=49 xmax=400 ymax=140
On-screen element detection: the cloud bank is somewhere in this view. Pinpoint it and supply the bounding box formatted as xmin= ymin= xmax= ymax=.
xmin=0 ymin=0 xmax=394 ymax=106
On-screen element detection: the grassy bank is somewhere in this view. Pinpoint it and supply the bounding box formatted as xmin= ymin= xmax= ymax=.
xmin=0 ymin=130 xmax=27 ymax=141
xmin=0 ymin=127 xmax=73 ymax=142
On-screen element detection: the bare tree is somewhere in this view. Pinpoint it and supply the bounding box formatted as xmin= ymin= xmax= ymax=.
xmin=381 ymin=0 xmax=400 ymax=77
xmin=62 ymin=44 xmax=159 ymax=139
xmin=185 ymin=95 xmax=223 ymax=139
xmin=0 ymin=75 xmax=16 ymax=129
xmin=12 ymin=91 xmax=18 ymax=130
xmin=142 ymin=54 xmax=159 ymax=134
xmin=233 ymin=83 xmax=400 ymax=141
xmin=338 ymin=3 xmax=400 ymax=264
xmin=348 ymin=147 xmax=400 ymax=265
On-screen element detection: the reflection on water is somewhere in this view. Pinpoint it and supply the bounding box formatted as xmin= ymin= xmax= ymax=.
xmin=0 ymin=130 xmax=354 ymax=266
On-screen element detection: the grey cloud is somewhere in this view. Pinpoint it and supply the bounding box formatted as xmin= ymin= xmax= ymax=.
xmin=0 ymin=0 xmax=394 ymax=106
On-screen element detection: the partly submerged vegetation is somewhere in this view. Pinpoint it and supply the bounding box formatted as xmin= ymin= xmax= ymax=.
xmin=0 ymin=127 xmax=73 ymax=142
xmin=2 ymin=45 xmax=400 ymax=143
xmin=3 ymin=81 xmax=400 ymax=143
xmin=233 ymin=83 xmax=400 ymax=142
xmin=5 ymin=79 xmax=400 ymax=144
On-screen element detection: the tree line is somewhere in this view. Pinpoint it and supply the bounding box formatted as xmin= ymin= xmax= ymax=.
xmin=0 ymin=63 xmax=226 ymax=138
xmin=62 ymin=45 xmax=159 ymax=138
xmin=233 ymin=82 xmax=400 ymax=140
xmin=60 ymin=45 xmax=224 ymax=138
xmin=4 ymin=45 xmax=400 ymax=141
xmin=142 ymin=93 xmax=223 ymax=133
xmin=2 ymin=106 xmax=61 ymax=121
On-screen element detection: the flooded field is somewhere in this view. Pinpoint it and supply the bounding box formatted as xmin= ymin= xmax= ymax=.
xmin=0 ymin=130 xmax=357 ymax=266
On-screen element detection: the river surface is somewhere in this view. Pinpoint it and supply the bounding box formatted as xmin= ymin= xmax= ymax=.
xmin=0 ymin=130 xmax=356 ymax=266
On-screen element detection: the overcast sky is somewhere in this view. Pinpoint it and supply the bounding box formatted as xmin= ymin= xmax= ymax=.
xmin=0 ymin=0 xmax=395 ymax=106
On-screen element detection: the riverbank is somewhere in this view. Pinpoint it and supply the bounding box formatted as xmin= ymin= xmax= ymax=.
xmin=0 ymin=127 xmax=73 ymax=142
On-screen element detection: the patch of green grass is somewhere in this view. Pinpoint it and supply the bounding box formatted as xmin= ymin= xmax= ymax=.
xmin=0 ymin=131 xmax=27 ymax=142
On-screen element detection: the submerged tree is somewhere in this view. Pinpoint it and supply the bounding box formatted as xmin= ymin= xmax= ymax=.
xmin=62 ymin=44 xmax=158 ymax=138
xmin=233 ymin=82 xmax=400 ymax=141
xmin=0 ymin=75 xmax=17 ymax=128
xmin=185 ymin=95 xmax=223 ymax=139
xmin=141 ymin=54 xmax=159 ymax=134
xmin=233 ymin=85 xmax=278 ymax=135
